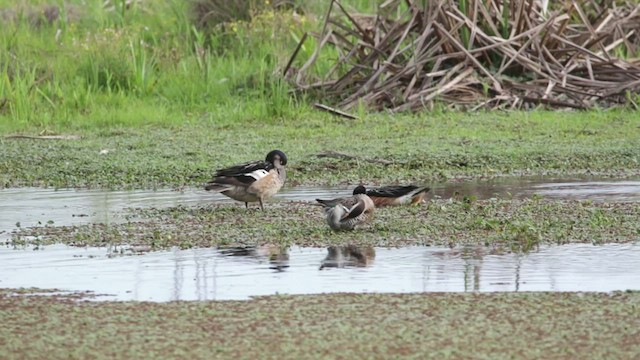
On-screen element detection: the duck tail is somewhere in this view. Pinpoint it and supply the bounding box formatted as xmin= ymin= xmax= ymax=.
xmin=410 ymin=186 xmax=430 ymax=204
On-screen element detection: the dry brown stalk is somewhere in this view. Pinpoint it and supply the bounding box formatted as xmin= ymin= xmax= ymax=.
xmin=289 ymin=0 xmax=640 ymax=111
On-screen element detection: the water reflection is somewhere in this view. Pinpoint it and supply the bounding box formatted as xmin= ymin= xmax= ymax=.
xmin=219 ymin=245 xmax=290 ymax=272
xmin=430 ymin=178 xmax=640 ymax=202
xmin=320 ymin=245 xmax=375 ymax=270
xmin=1 ymin=243 xmax=638 ymax=301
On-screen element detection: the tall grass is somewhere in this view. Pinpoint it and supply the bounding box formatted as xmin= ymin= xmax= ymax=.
xmin=0 ymin=0 xmax=377 ymax=131
xmin=0 ymin=0 xmax=637 ymax=132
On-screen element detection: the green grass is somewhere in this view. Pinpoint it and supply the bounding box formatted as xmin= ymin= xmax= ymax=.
xmin=0 ymin=0 xmax=379 ymax=132
xmin=0 ymin=0 xmax=638 ymax=133
xmin=13 ymin=198 xmax=640 ymax=250
xmin=1 ymin=289 xmax=639 ymax=359
xmin=0 ymin=0 xmax=290 ymax=130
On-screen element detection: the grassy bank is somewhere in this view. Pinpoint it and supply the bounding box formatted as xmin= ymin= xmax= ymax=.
xmin=13 ymin=197 xmax=640 ymax=250
xmin=2 ymin=111 xmax=640 ymax=189
xmin=1 ymin=289 xmax=638 ymax=359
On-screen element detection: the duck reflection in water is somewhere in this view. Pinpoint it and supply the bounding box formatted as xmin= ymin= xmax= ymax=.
xmin=218 ymin=245 xmax=290 ymax=272
xmin=320 ymin=245 xmax=375 ymax=270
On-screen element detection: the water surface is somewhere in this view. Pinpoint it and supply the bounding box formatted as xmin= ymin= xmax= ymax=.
xmin=2 ymin=178 xmax=638 ymax=239
xmin=1 ymin=243 xmax=637 ymax=301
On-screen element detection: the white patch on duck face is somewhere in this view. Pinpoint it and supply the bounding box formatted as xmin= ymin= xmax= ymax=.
xmin=246 ymin=169 xmax=270 ymax=181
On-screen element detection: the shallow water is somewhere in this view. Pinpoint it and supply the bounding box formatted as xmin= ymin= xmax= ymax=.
xmin=0 ymin=243 xmax=638 ymax=301
xmin=1 ymin=178 xmax=639 ymax=239
xmin=0 ymin=186 xmax=347 ymax=240
xmin=2 ymin=178 xmax=637 ymax=301
xmin=432 ymin=178 xmax=640 ymax=202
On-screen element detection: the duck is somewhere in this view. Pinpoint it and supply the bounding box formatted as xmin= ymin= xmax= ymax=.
xmin=204 ymin=150 xmax=287 ymax=210
xmin=316 ymin=186 xmax=375 ymax=231
xmin=359 ymin=185 xmax=430 ymax=207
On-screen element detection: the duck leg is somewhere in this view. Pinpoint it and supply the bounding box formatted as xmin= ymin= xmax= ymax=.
xmin=259 ymin=198 xmax=264 ymax=211
xmin=245 ymin=202 xmax=249 ymax=209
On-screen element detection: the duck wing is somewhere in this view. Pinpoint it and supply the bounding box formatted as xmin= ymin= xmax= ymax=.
xmin=340 ymin=199 xmax=366 ymax=220
xmin=316 ymin=195 xmax=358 ymax=208
xmin=366 ymin=185 xmax=429 ymax=197
xmin=206 ymin=160 xmax=274 ymax=188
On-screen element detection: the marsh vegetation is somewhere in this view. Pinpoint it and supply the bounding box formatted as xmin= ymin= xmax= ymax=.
xmin=1 ymin=1 xmax=639 ymax=358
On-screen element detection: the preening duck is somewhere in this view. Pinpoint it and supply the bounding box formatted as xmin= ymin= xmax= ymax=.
xmin=316 ymin=186 xmax=375 ymax=231
xmin=205 ymin=150 xmax=287 ymax=210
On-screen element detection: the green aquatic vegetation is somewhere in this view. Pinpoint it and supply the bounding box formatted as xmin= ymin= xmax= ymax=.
xmin=0 ymin=290 xmax=638 ymax=359
xmin=2 ymin=112 xmax=639 ymax=189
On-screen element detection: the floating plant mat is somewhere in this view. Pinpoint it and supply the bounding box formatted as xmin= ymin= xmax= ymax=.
xmin=9 ymin=197 xmax=640 ymax=251
xmin=289 ymin=0 xmax=640 ymax=112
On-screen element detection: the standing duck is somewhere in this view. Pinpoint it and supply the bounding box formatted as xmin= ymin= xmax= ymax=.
xmin=316 ymin=185 xmax=375 ymax=231
xmin=205 ymin=150 xmax=287 ymax=210
xmin=360 ymin=185 xmax=430 ymax=207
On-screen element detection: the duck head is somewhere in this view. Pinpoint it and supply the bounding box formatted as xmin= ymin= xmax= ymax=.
xmin=266 ymin=150 xmax=287 ymax=166
xmin=352 ymin=185 xmax=367 ymax=195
